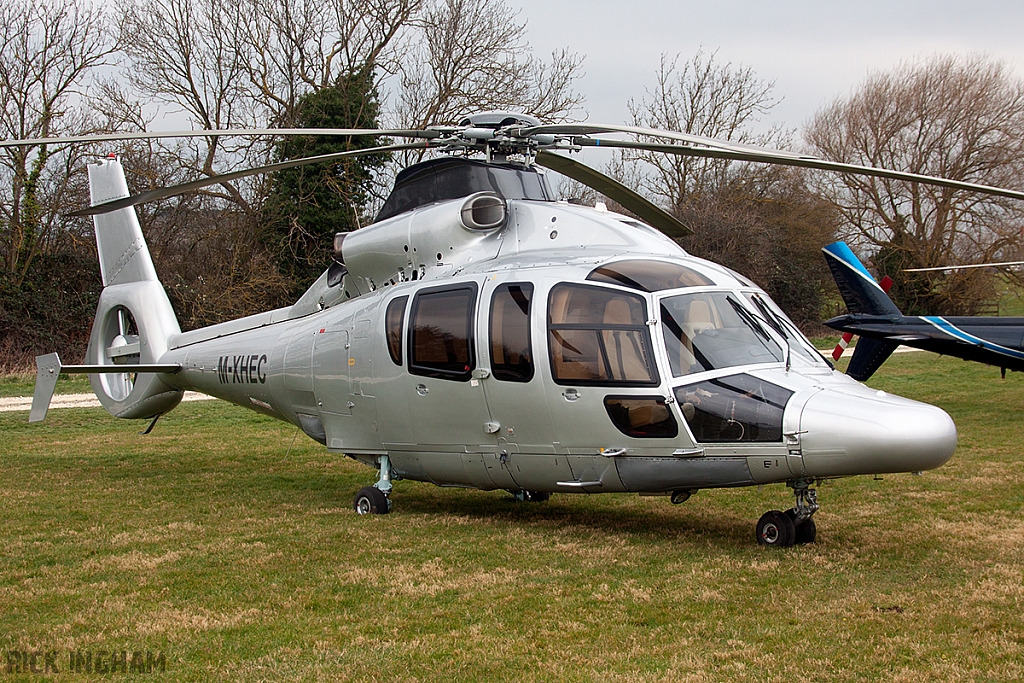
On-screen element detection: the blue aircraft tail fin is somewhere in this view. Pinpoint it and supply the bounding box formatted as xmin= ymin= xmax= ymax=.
xmin=822 ymin=241 xmax=902 ymax=317
xmin=846 ymin=337 xmax=900 ymax=381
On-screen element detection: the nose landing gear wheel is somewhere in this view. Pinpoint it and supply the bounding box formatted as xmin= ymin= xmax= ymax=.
xmin=354 ymin=486 xmax=391 ymax=515
xmin=786 ymin=509 xmax=817 ymax=545
xmin=756 ymin=510 xmax=796 ymax=547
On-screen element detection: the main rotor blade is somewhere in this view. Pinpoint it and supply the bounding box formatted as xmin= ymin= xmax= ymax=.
xmin=71 ymin=141 xmax=431 ymax=217
xmin=904 ymin=261 xmax=1024 ymax=272
xmin=1 ymin=127 xmax=445 ymax=148
xmin=571 ymin=138 xmax=1024 ymax=202
xmin=535 ymin=150 xmax=692 ymax=237
xmin=519 ymin=122 xmax=796 ymax=158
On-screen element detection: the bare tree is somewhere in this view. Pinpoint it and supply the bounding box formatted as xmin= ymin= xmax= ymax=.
xmin=119 ymin=0 xmax=257 ymax=208
xmin=118 ymin=0 xmax=424 ymax=214
xmin=240 ymin=0 xmax=420 ymax=127
xmin=391 ymin=0 xmax=584 ymax=129
xmin=622 ymin=49 xmax=786 ymax=213
xmin=600 ymin=50 xmax=835 ymax=326
xmin=805 ymin=55 xmax=1024 ymax=314
xmin=116 ymin=0 xmax=423 ymax=322
xmin=0 ymin=0 xmax=118 ymax=284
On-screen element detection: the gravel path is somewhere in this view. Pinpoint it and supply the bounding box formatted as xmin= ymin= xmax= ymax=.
xmin=0 ymin=391 xmax=215 ymax=413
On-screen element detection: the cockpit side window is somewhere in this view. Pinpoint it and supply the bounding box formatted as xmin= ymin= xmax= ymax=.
xmin=674 ymin=374 xmax=793 ymax=443
xmin=660 ymin=291 xmax=784 ymax=376
xmin=587 ymin=260 xmax=714 ymax=292
xmin=490 ymin=283 xmax=534 ymax=382
xmin=409 ymin=285 xmax=477 ymax=381
xmin=547 ymin=284 xmax=658 ymax=386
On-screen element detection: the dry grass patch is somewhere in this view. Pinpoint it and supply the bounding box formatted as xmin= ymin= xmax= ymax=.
xmin=1 ymin=354 xmax=1024 ymax=681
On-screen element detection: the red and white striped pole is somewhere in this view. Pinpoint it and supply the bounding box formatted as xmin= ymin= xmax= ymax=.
xmin=832 ymin=275 xmax=893 ymax=361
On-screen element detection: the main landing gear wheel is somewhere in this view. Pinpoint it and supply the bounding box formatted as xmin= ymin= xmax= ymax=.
xmin=511 ymin=490 xmax=550 ymax=502
xmin=354 ymin=486 xmax=390 ymax=515
xmin=756 ymin=510 xmax=796 ymax=547
xmin=756 ymin=480 xmax=820 ymax=547
xmin=786 ymin=509 xmax=817 ymax=545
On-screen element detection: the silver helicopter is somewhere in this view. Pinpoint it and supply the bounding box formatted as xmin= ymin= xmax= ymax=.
xmin=14 ymin=111 xmax=1021 ymax=547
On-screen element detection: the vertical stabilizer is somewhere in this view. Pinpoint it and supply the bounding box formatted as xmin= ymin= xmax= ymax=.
xmin=89 ymin=158 xmax=161 ymax=286
xmin=81 ymin=157 xmax=183 ymax=419
xmin=822 ymin=241 xmax=902 ymax=318
xmin=845 ymin=338 xmax=901 ymax=381
xmin=822 ymin=241 xmax=904 ymax=381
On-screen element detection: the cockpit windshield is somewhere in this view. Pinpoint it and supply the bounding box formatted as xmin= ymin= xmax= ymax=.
xmin=660 ymin=291 xmax=785 ymax=376
xmin=742 ymin=292 xmax=827 ymax=367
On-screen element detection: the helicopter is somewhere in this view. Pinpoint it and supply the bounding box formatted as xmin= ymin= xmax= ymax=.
xmin=823 ymin=241 xmax=1024 ymax=381
xmin=12 ymin=111 xmax=1024 ymax=547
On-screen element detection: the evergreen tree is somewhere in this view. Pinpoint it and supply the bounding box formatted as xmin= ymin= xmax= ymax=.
xmin=262 ymin=71 xmax=389 ymax=296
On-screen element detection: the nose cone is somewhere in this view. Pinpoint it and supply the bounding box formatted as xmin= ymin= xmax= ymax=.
xmin=797 ymin=385 xmax=957 ymax=477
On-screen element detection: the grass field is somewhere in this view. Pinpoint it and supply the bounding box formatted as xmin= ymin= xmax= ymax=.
xmin=0 ymin=372 xmax=91 ymax=398
xmin=1 ymin=353 xmax=1023 ymax=682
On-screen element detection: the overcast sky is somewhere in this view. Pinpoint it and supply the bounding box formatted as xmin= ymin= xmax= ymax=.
xmin=514 ymin=0 xmax=1024 ymax=137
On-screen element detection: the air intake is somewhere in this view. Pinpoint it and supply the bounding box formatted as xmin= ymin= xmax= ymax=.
xmin=460 ymin=192 xmax=507 ymax=231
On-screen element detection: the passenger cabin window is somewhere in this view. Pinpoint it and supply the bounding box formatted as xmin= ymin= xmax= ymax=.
xmin=385 ymin=296 xmax=408 ymax=365
xmin=548 ymin=284 xmax=658 ymax=386
xmin=490 ymin=283 xmax=534 ymax=382
xmin=587 ymin=260 xmax=714 ymax=292
xmin=409 ymin=285 xmax=477 ymax=381
xmin=604 ymin=396 xmax=678 ymax=438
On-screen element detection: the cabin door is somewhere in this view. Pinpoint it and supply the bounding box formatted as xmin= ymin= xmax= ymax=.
xmin=402 ymin=283 xmax=499 ymax=453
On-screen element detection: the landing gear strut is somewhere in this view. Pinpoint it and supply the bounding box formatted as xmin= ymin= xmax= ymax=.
xmin=353 ymin=455 xmax=394 ymax=515
xmin=755 ymin=480 xmax=819 ymax=547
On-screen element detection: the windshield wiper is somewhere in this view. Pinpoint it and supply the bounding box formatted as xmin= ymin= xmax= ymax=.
xmin=749 ymin=294 xmax=831 ymax=369
xmin=749 ymin=294 xmax=789 ymax=339
xmin=726 ymin=295 xmax=772 ymax=342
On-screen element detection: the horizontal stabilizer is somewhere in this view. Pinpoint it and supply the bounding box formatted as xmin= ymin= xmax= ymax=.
xmin=822 ymin=242 xmax=902 ymax=317
xmin=846 ymin=337 xmax=900 ymax=381
xmin=30 ymin=352 xmax=181 ymax=423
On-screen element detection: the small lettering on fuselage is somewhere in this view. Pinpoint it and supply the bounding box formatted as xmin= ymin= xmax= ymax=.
xmin=217 ymin=354 xmax=268 ymax=384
